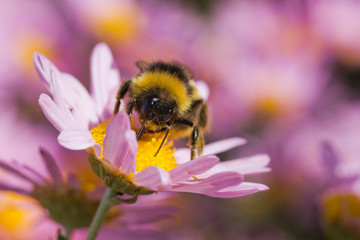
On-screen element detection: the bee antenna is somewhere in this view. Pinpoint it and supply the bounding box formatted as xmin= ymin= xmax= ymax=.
xmin=154 ymin=126 xmax=171 ymax=157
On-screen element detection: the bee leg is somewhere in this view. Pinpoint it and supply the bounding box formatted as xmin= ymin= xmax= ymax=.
xmin=114 ymin=80 xmax=131 ymax=115
xmin=136 ymin=125 xmax=146 ymax=140
xmin=196 ymin=101 xmax=207 ymax=156
xmin=190 ymin=126 xmax=199 ymax=160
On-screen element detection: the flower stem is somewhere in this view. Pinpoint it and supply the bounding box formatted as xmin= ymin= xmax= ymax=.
xmin=86 ymin=187 xmax=117 ymax=240
xmin=65 ymin=228 xmax=72 ymax=240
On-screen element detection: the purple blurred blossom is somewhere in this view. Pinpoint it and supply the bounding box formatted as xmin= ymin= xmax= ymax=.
xmin=310 ymin=0 xmax=360 ymax=65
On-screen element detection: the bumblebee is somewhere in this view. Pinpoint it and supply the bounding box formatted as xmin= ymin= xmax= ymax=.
xmin=113 ymin=60 xmax=208 ymax=160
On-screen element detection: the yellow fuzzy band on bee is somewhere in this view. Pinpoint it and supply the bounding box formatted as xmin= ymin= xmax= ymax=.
xmin=132 ymin=71 xmax=192 ymax=114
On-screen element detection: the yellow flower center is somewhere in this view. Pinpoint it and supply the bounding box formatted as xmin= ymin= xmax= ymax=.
xmin=255 ymin=97 xmax=282 ymax=117
xmin=323 ymin=192 xmax=360 ymax=222
xmin=15 ymin=32 xmax=56 ymax=77
xmin=87 ymin=4 xmax=144 ymax=43
xmin=0 ymin=193 xmax=39 ymax=238
xmin=90 ymin=119 xmax=177 ymax=173
xmin=136 ymin=138 xmax=177 ymax=172
xmin=90 ymin=119 xmax=111 ymax=159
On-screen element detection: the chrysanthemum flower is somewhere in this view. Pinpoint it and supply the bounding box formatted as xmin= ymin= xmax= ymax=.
xmin=0 ymin=148 xmax=100 ymax=235
xmin=34 ymin=43 xmax=270 ymax=199
xmin=0 ymin=148 xmax=177 ymax=239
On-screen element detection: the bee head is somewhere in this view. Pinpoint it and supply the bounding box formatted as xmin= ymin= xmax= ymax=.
xmin=139 ymin=96 xmax=175 ymax=125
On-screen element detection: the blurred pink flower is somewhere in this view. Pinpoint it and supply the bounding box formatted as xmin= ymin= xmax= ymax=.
xmin=283 ymin=103 xmax=360 ymax=181
xmin=191 ymin=0 xmax=328 ymax=136
xmin=0 ymin=148 xmax=177 ymax=239
xmin=320 ymin=142 xmax=360 ymax=239
xmin=310 ymin=0 xmax=360 ymax=65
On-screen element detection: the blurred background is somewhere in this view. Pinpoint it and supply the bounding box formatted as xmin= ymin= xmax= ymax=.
xmin=1 ymin=0 xmax=360 ymax=239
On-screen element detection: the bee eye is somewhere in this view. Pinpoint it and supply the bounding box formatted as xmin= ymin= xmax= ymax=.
xmin=150 ymin=97 xmax=159 ymax=105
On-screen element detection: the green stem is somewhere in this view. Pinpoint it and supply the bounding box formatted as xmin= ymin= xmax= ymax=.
xmin=65 ymin=228 xmax=72 ymax=240
xmin=86 ymin=188 xmax=117 ymax=240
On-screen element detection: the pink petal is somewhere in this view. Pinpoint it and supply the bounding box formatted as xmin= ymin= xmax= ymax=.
xmin=33 ymin=52 xmax=61 ymax=93
xmin=133 ymin=166 xmax=171 ymax=191
xmin=202 ymin=137 xmax=247 ymax=155
xmin=38 ymin=94 xmax=71 ymax=131
xmin=169 ymin=172 xmax=243 ymax=194
xmin=120 ymin=131 xmax=138 ymax=174
xmin=90 ymin=43 xmax=121 ymax=120
xmin=169 ymin=155 xmax=219 ymax=182
xmin=61 ymin=73 xmax=99 ymax=127
xmin=207 ymin=182 xmax=269 ymax=198
xmin=103 ymin=112 xmax=137 ymax=173
xmin=39 ymin=148 xmax=63 ymax=184
xmin=67 ymin=173 xmax=82 ymax=191
xmin=58 ymin=128 xmax=101 ymax=155
xmin=0 ymin=159 xmax=40 ymax=185
xmin=197 ymin=154 xmax=271 ymax=179
xmin=0 ymin=182 xmax=31 ymax=196
xmin=174 ymin=137 xmax=247 ymax=164
xmin=50 ymin=67 xmax=75 ymax=121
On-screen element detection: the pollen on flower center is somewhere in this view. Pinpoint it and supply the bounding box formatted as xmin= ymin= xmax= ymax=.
xmin=90 ymin=119 xmax=111 ymax=159
xmin=90 ymin=119 xmax=177 ymax=172
xmin=136 ymin=138 xmax=177 ymax=172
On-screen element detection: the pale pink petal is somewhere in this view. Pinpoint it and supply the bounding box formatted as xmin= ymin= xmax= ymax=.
xmin=90 ymin=43 xmax=121 ymax=120
xmin=62 ymin=73 xmax=99 ymax=127
xmin=58 ymin=129 xmax=101 ymax=155
xmin=39 ymin=94 xmax=71 ymax=131
xmin=50 ymin=67 xmax=76 ymax=122
xmin=197 ymin=154 xmax=271 ymax=179
xmin=195 ymin=80 xmax=210 ymax=100
xmin=169 ymin=172 xmax=243 ymax=194
xmin=174 ymin=137 xmax=247 ymax=164
xmin=202 ymin=137 xmax=247 ymax=155
xmin=169 ymin=155 xmax=219 ymax=182
xmin=103 ymin=113 xmax=137 ymax=173
xmin=33 ymin=52 xmax=61 ymax=93
xmin=133 ymin=166 xmax=171 ymax=190
xmin=120 ymin=131 xmax=138 ymax=174
xmin=207 ymin=182 xmax=269 ymax=198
